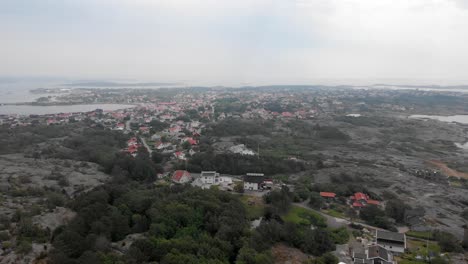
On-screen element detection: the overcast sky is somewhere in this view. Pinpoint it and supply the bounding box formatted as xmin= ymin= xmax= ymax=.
xmin=1 ymin=0 xmax=468 ymax=85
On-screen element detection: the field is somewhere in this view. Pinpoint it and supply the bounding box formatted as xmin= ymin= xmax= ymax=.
xmin=322 ymin=203 xmax=348 ymax=219
xmin=283 ymin=205 xmax=327 ymax=227
xmin=406 ymin=231 xmax=435 ymax=240
xmin=397 ymin=238 xmax=442 ymax=264
xmin=239 ymin=195 xmax=265 ymax=220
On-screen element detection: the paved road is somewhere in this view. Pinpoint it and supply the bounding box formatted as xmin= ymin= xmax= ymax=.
xmin=140 ymin=137 xmax=152 ymax=157
xmin=293 ymin=201 xmax=386 ymax=231
xmin=125 ymin=119 xmax=132 ymax=132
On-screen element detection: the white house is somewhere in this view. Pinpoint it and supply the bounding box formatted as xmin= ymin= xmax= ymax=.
xmin=352 ymin=245 xmax=395 ymax=264
xmin=200 ymin=171 xmax=220 ymax=185
xmin=243 ymin=173 xmax=265 ymax=191
xmin=151 ymin=134 xmax=162 ymax=141
xmin=376 ymin=230 xmax=406 ymax=254
xmin=218 ymin=176 xmax=233 ymax=184
xmin=229 ymin=144 xmax=255 ymax=156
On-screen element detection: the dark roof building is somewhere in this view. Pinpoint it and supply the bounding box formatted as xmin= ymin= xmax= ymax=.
xmin=353 ymin=245 xmax=394 ymax=264
xmin=243 ymin=173 xmax=265 ymax=183
xmin=376 ymin=230 xmax=406 ymax=254
xmin=243 ymin=173 xmax=265 ymax=191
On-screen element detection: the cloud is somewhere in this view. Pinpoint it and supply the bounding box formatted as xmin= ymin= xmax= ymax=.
xmin=0 ymin=0 xmax=467 ymax=85
xmin=452 ymin=0 xmax=468 ymax=8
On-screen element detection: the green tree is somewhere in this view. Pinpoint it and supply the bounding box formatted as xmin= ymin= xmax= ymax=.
xmin=434 ymin=230 xmax=463 ymax=252
xmin=53 ymin=230 xmax=87 ymax=258
xmin=182 ymin=141 xmax=191 ymax=150
xmin=308 ymin=192 xmax=323 ymax=209
xmin=301 ymin=229 xmax=336 ymax=255
xmin=264 ymin=187 xmax=292 ymax=214
xmin=16 ymin=240 xmax=32 ymax=255
xmin=385 ymin=199 xmax=410 ymax=223
xmin=110 ymin=209 xmax=130 ymax=241
xmin=236 ymin=246 xmax=273 ymax=264
xmin=234 ymin=181 xmax=244 ymax=193
xmin=152 ymin=152 xmax=165 ymax=163
xmin=150 ymin=120 xmax=169 ymax=131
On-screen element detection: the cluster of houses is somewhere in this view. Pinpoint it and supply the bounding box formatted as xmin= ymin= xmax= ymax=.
xmin=351 ymin=230 xmax=406 ymax=264
xmin=350 ymin=192 xmax=380 ymax=208
xmin=319 ymin=191 xmax=381 ymax=209
xmin=123 ymin=137 xmax=142 ymax=157
xmin=122 ymin=103 xmax=208 ymax=160
xmin=170 ymin=170 xmax=273 ymax=191
xmin=0 ymin=108 xmax=116 ymax=128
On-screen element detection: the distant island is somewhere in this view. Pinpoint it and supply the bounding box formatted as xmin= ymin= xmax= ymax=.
xmin=63 ymin=81 xmax=182 ymax=87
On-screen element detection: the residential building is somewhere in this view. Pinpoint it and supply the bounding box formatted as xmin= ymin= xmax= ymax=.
xmin=320 ymin=192 xmax=337 ymax=199
xmin=353 ymin=245 xmax=395 ymax=264
xmin=174 ymin=151 xmax=186 ymax=160
xmin=243 ymin=173 xmax=265 ymax=191
xmin=229 ymin=144 xmax=255 ymax=156
xmin=200 ymin=171 xmax=220 ymax=185
xmin=376 ymin=230 xmax=406 ymax=254
xmin=172 ymin=170 xmax=192 ymax=184
xmin=351 ymin=192 xmax=380 ymax=208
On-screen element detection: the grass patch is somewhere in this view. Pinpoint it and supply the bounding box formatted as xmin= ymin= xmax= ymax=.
xmin=397 ymin=260 xmax=426 ymax=264
xmin=407 ymin=239 xmax=440 ymax=253
xmin=328 ymin=227 xmax=350 ymax=244
xmin=399 ymin=238 xmax=441 ymax=264
xmin=239 ymin=195 xmax=265 ymax=220
xmin=283 ymin=206 xmax=327 ymax=227
xmin=448 ymin=177 xmax=468 ymax=189
xmin=322 ymin=209 xmax=346 ymax=219
xmin=406 ymin=231 xmax=435 ymax=240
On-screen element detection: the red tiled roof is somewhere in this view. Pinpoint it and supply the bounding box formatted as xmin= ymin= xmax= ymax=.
xmin=186 ymin=138 xmax=197 ymax=145
xmin=353 ymin=202 xmax=364 ymax=207
xmin=367 ymin=200 xmax=380 ymax=205
xmin=354 ymin=192 xmax=368 ymax=201
xmin=172 ymin=170 xmax=190 ymax=182
xmin=320 ymin=192 xmax=336 ymax=198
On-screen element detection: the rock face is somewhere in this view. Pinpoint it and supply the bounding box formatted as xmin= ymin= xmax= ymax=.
xmin=315 ymin=165 xmax=468 ymax=239
xmin=0 ymin=154 xmax=109 ymax=264
xmin=32 ymin=207 xmax=76 ymax=231
xmin=0 ymin=154 xmax=109 ymax=197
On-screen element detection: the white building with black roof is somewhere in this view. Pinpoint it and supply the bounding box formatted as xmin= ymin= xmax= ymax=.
xmin=200 ymin=171 xmax=220 ymax=185
xmin=243 ymin=173 xmax=265 ymax=191
xmin=353 ymin=244 xmax=395 ymax=264
xmin=376 ymin=230 xmax=406 ymax=254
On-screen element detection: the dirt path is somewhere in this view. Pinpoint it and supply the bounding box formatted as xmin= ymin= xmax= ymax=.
xmin=428 ymin=160 xmax=468 ymax=179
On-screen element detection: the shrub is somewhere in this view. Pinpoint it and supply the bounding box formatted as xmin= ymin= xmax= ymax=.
xmin=16 ymin=240 xmax=32 ymax=255
xmin=0 ymin=231 xmax=11 ymax=241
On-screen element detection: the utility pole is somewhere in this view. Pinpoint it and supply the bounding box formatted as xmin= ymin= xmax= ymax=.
xmin=257 ymin=143 xmax=260 ymax=160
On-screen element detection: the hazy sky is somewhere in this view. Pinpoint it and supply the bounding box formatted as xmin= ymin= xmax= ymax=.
xmin=1 ymin=0 xmax=468 ymax=85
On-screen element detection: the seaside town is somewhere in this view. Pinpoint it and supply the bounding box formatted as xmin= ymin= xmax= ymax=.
xmin=1 ymin=85 xmax=468 ymax=264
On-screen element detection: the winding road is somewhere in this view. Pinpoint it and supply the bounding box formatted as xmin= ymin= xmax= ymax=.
xmin=140 ymin=137 xmax=152 ymax=157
